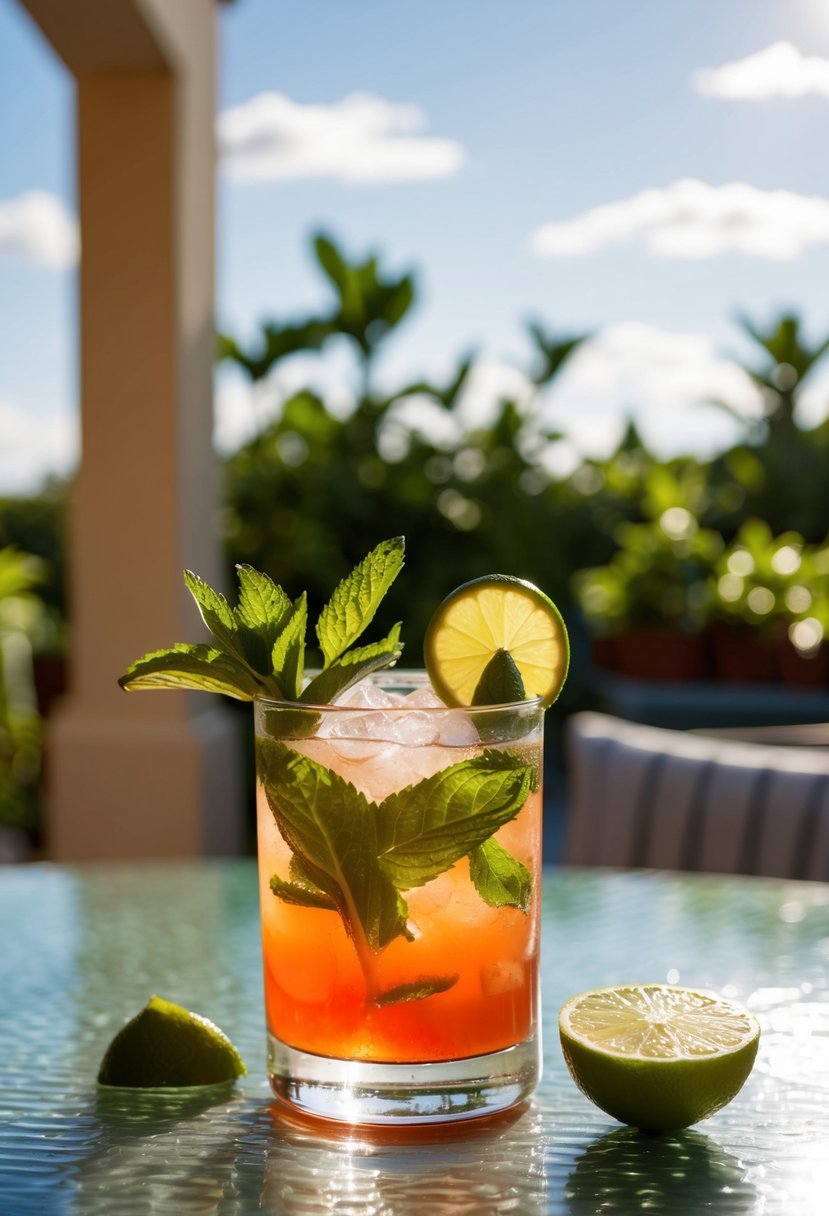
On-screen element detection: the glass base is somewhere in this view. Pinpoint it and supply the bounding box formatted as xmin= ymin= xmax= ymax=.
xmin=267 ymin=1032 xmax=540 ymax=1125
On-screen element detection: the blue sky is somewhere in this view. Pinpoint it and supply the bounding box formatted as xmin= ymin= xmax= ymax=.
xmin=2 ymin=0 xmax=829 ymax=491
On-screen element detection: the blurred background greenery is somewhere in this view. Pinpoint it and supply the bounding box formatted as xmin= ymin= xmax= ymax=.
xmin=2 ymin=232 xmax=829 ymax=843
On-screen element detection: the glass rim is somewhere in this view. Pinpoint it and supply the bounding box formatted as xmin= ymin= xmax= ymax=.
xmin=252 ymin=667 xmax=544 ymax=714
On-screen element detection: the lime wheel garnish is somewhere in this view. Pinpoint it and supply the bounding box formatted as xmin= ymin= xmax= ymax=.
xmin=424 ymin=574 xmax=569 ymax=707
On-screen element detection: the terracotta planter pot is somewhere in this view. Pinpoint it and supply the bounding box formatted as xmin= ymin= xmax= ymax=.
xmin=777 ymin=637 xmax=829 ymax=689
xmin=590 ymin=636 xmax=619 ymax=672
xmin=710 ymin=622 xmax=778 ymax=684
xmin=612 ymin=628 xmax=711 ymax=682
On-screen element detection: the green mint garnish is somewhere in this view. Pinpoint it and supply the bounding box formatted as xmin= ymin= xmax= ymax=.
xmin=375 ymin=976 xmax=460 ymax=1007
xmin=469 ymin=837 xmax=532 ymax=912
xmin=119 ymin=538 xmax=405 ymax=702
xmin=259 ymin=740 xmax=535 ymax=1004
xmin=302 ymin=538 xmax=405 ymax=703
xmin=259 ymin=741 xmax=409 ymax=958
xmin=374 ymin=749 xmax=533 ymax=891
xmin=117 ymin=643 xmax=266 ymax=700
xmin=269 ymin=872 xmax=337 ymax=911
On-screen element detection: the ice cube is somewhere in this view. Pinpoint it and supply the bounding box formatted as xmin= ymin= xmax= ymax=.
xmin=384 ymin=712 xmax=440 ymax=747
xmin=407 ymin=871 xmax=456 ymax=918
xmin=335 ymin=682 xmax=401 ymax=709
xmin=480 ymin=960 xmax=525 ymax=997
xmin=328 ymin=737 xmax=395 ymax=764
xmin=438 ymin=709 xmax=480 ymax=747
xmin=403 ymin=686 xmax=444 ymax=709
xmin=325 ymin=705 xmax=437 ymax=745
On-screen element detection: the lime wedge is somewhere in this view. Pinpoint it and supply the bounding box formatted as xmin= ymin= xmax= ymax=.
xmin=472 ymin=648 xmax=526 ymax=706
xmin=424 ymin=575 xmax=569 ymax=708
xmin=559 ymin=984 xmax=760 ymax=1132
xmin=97 ymin=995 xmax=247 ymax=1088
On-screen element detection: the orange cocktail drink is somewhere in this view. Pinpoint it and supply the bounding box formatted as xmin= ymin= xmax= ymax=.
xmin=255 ymin=671 xmax=544 ymax=1123
xmin=117 ymin=536 xmax=567 ymax=1125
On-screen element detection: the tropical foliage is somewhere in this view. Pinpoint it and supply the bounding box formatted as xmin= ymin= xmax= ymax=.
xmin=4 ymin=235 xmax=829 ymax=835
xmin=219 ymin=232 xmax=594 ymax=654
xmin=0 ymin=548 xmax=49 ymax=830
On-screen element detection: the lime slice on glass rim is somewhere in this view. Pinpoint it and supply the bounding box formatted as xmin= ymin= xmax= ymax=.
xmin=424 ymin=574 xmax=570 ymax=707
xmin=97 ymin=995 xmax=247 ymax=1088
xmin=559 ymin=984 xmax=760 ymax=1132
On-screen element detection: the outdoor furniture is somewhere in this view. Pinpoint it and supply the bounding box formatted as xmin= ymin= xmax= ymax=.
xmin=563 ymin=710 xmax=829 ymax=879
xmin=1 ymin=859 xmax=827 ymax=1213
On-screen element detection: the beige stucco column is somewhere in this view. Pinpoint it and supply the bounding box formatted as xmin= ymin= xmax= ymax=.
xmin=19 ymin=0 xmax=243 ymax=859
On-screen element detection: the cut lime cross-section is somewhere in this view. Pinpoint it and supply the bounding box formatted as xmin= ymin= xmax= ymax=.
xmin=559 ymin=984 xmax=760 ymax=1132
xmin=424 ymin=574 xmax=569 ymax=708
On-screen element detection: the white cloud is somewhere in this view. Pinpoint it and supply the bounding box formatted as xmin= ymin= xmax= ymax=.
xmin=0 ymin=191 xmax=78 ymax=269
xmin=214 ymin=329 xmax=775 ymax=465
xmin=389 ymin=357 xmax=535 ymax=448
xmin=0 ymin=397 xmax=78 ymax=493
xmin=798 ymin=363 xmax=829 ymax=429
xmin=694 ymin=41 xmax=829 ymax=101
xmin=218 ymin=91 xmax=465 ymax=184
xmin=531 ymin=179 xmax=829 ymax=261
xmin=214 ymin=344 xmax=358 ymax=453
xmin=456 ymin=359 xmax=536 ymax=426
xmin=543 ymin=323 xmax=765 ymax=459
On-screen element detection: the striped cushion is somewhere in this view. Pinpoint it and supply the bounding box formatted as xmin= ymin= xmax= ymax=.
xmin=563 ymin=712 xmax=829 ymax=880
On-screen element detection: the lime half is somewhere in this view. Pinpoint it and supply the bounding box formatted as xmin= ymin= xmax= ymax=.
xmin=424 ymin=574 xmax=569 ymax=707
xmin=559 ymin=984 xmax=759 ymax=1132
xmin=97 ymin=995 xmax=247 ymax=1088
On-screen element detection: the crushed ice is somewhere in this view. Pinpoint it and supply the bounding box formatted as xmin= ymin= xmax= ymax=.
xmin=321 ymin=681 xmax=441 ymax=759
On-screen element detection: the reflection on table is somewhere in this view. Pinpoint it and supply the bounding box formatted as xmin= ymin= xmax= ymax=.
xmin=0 ymin=862 xmax=827 ymax=1214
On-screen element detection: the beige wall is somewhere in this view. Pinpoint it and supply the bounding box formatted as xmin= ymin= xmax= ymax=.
xmin=19 ymin=0 xmax=244 ymax=859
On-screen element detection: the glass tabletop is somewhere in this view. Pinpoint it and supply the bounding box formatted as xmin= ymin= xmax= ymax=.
xmin=1 ymin=861 xmax=827 ymax=1215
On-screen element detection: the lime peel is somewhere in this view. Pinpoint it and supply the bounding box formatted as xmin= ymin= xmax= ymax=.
xmin=424 ymin=574 xmax=570 ymax=708
xmin=97 ymin=995 xmax=247 ymax=1089
xmin=559 ymin=984 xmax=760 ymax=1132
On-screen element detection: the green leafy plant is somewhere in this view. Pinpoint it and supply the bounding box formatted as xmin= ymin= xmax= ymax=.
xmin=573 ymin=467 xmax=724 ymax=639
xmin=709 ymin=312 xmax=829 ymax=541
xmin=218 ymin=231 xmax=592 ymax=652
xmin=712 ymin=519 xmax=827 ymax=643
xmin=120 ymin=538 xmax=405 ymax=704
xmin=0 ymin=548 xmax=49 ymax=831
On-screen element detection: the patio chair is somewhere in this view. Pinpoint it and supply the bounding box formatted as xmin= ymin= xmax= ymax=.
xmin=563 ymin=711 xmax=829 ymax=881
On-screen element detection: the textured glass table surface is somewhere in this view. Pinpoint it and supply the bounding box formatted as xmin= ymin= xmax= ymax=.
xmin=1 ymin=861 xmax=828 ymax=1216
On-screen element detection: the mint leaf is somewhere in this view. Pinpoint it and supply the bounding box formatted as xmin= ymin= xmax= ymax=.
xmin=270 ymin=872 xmax=337 ymax=911
xmin=375 ymin=975 xmax=459 ymax=1006
xmin=315 ymin=537 xmax=405 ymax=667
xmin=271 ymin=594 xmax=307 ymax=700
xmin=269 ymin=853 xmax=339 ymax=910
xmin=469 ymin=838 xmax=532 ymax=912
xmin=258 ymin=741 xmax=409 ymax=952
xmin=376 ymin=750 xmax=533 ymax=891
xmin=183 ymin=570 xmax=239 ymax=656
xmin=234 ymin=565 xmax=293 ymax=674
xmin=119 ymin=643 xmax=263 ymax=700
xmin=235 ymin=564 xmax=292 ymax=635
xmin=301 ymin=623 xmax=403 ymax=704
xmin=122 ymin=542 xmax=406 ymax=707
xmin=183 ymin=568 xmax=286 ymax=694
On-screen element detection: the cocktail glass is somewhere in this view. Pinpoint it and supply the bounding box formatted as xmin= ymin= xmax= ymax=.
xmin=255 ymin=670 xmax=544 ymax=1125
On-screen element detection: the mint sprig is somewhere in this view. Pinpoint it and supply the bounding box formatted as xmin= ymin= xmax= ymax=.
xmin=119 ymin=538 xmax=405 ymax=702
xmin=375 ymin=749 xmax=533 ymax=891
xmin=259 ymin=739 xmax=535 ymax=1004
xmin=117 ymin=643 xmax=266 ymax=700
xmin=469 ymin=837 xmax=532 ymax=912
